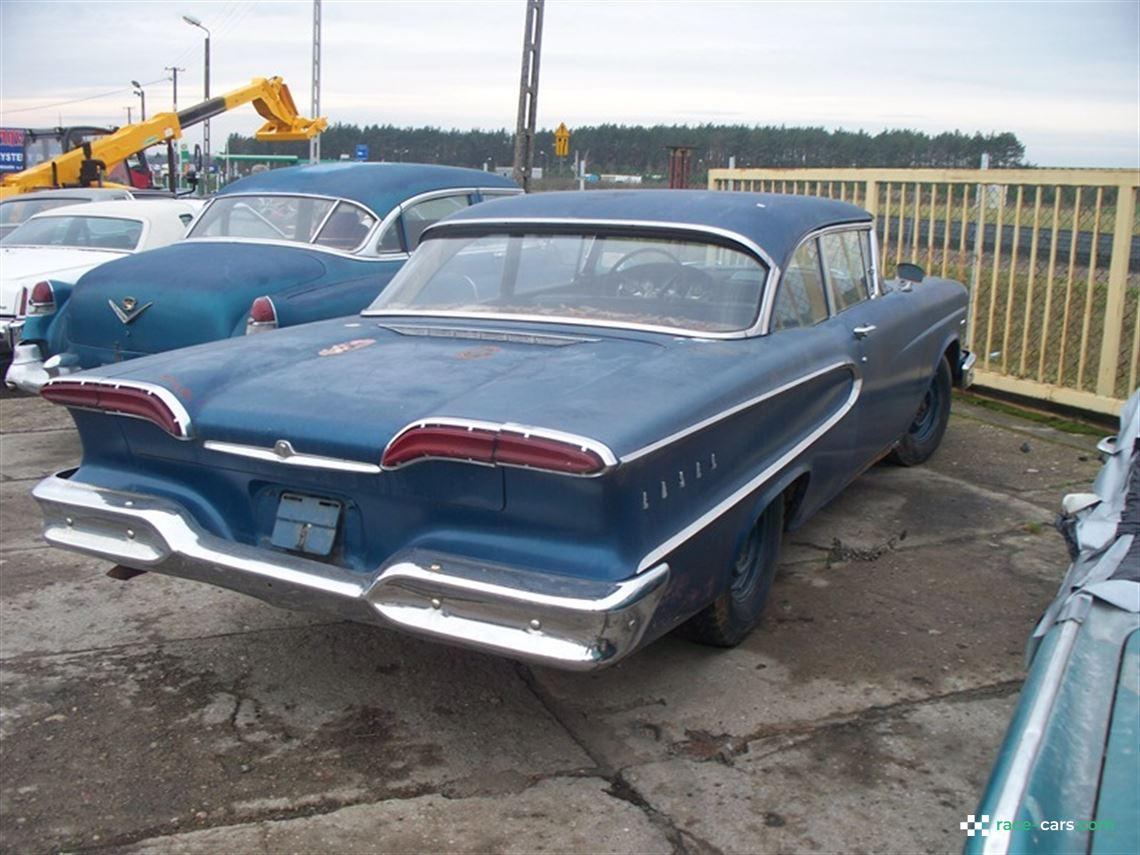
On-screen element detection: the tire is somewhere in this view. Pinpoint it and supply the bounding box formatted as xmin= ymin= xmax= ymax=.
xmin=888 ymin=356 xmax=952 ymax=466
xmin=682 ymin=497 xmax=784 ymax=647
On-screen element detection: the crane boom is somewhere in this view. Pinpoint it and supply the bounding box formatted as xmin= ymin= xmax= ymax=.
xmin=0 ymin=76 xmax=327 ymax=198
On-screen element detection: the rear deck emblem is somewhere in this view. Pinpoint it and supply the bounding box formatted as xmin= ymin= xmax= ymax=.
xmin=109 ymin=297 xmax=152 ymax=325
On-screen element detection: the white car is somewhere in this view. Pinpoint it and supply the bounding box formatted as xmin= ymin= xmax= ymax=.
xmin=0 ymin=198 xmax=199 ymax=346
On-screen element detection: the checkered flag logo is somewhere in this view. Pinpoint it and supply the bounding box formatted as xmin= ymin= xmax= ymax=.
xmin=961 ymin=814 xmax=990 ymax=837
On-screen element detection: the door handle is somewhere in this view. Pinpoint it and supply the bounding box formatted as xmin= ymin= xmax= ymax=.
xmin=853 ymin=324 xmax=876 ymax=339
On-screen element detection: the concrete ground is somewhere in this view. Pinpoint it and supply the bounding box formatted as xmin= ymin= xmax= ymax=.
xmin=0 ymin=389 xmax=1105 ymax=854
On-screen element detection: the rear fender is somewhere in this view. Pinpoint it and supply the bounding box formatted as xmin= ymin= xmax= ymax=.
xmin=245 ymin=268 xmax=400 ymax=332
xmin=17 ymin=279 xmax=73 ymax=350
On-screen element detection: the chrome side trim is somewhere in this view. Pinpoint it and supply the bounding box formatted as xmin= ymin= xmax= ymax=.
xmin=383 ymin=416 xmax=618 ymax=476
xmin=203 ymin=439 xmax=382 ymax=474
xmin=42 ymin=375 xmax=193 ymax=440
xmin=622 ymin=360 xmax=855 ymax=463
xmin=981 ymin=620 xmax=1081 ymax=855
xmin=182 ymin=236 xmax=400 ymax=261
xmin=379 ymin=324 xmax=599 ymax=347
xmin=636 ymin=368 xmax=862 ymax=573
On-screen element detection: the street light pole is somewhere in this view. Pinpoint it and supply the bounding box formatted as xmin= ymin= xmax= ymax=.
xmin=182 ymin=14 xmax=211 ymax=192
xmin=131 ymin=80 xmax=146 ymax=121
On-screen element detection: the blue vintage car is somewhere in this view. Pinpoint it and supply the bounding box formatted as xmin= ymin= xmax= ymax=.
xmin=6 ymin=162 xmax=518 ymax=392
xmin=965 ymin=390 xmax=1138 ymax=855
xmin=31 ymin=190 xmax=974 ymax=670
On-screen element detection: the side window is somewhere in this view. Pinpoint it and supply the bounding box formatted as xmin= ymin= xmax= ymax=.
xmin=375 ymin=221 xmax=403 ymax=254
xmin=820 ymin=231 xmax=870 ymax=312
xmin=312 ymin=202 xmax=377 ymax=251
xmin=771 ymin=239 xmax=828 ymax=331
xmin=400 ymin=195 xmax=471 ymax=249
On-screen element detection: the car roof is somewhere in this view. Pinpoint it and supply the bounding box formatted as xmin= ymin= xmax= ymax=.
xmin=0 ymin=187 xmax=134 ymax=204
xmin=429 ymin=190 xmax=872 ymax=264
xmin=27 ymin=199 xmax=198 ymax=219
xmin=216 ymin=162 xmax=519 ymax=215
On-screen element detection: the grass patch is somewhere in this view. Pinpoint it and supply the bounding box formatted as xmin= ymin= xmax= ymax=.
xmin=955 ymin=390 xmax=1110 ymax=437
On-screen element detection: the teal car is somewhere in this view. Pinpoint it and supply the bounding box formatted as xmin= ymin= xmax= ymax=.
xmin=966 ymin=391 xmax=1139 ymax=854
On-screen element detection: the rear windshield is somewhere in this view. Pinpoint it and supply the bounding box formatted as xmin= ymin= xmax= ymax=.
xmin=1 ymin=215 xmax=143 ymax=250
xmin=188 ymin=194 xmax=377 ymax=251
xmin=366 ymin=231 xmax=768 ymax=334
xmin=0 ymin=197 xmax=87 ymax=226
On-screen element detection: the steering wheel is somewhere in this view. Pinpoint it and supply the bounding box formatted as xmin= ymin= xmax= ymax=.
xmin=611 ymin=247 xmax=683 ymax=273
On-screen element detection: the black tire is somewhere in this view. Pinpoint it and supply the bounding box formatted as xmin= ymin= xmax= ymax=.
xmin=682 ymin=497 xmax=784 ymax=647
xmin=888 ymin=356 xmax=952 ymax=466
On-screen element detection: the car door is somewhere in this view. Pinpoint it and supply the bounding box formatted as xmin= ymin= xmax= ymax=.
xmin=818 ymin=228 xmax=925 ymax=464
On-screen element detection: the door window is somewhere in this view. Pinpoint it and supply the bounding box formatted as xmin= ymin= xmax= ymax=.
xmin=771 ymin=239 xmax=828 ymax=330
xmin=820 ymin=230 xmax=870 ymax=313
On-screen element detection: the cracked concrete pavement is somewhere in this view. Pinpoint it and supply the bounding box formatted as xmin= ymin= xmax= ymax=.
xmin=0 ymin=390 xmax=1103 ymax=854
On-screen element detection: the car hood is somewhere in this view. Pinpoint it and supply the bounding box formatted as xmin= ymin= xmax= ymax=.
xmin=76 ymin=316 xmax=746 ymax=464
xmin=0 ymin=246 xmax=124 ymax=313
xmin=64 ymin=241 xmax=330 ymax=353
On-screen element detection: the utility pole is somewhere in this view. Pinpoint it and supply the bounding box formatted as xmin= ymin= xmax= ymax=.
xmin=165 ymin=66 xmax=185 ymax=111
xmin=310 ymin=0 xmax=322 ymax=164
xmin=511 ymin=0 xmax=544 ymax=191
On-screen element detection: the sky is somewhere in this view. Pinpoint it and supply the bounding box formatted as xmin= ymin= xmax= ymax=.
xmin=1 ymin=0 xmax=1137 ymax=168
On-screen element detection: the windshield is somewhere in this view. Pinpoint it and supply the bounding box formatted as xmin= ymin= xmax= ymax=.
xmin=366 ymin=231 xmax=768 ymax=334
xmin=188 ymin=194 xmax=377 ymax=250
xmin=1 ymin=215 xmax=143 ymax=250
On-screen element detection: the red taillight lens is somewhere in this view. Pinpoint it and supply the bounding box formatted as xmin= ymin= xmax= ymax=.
xmin=382 ymin=424 xmax=608 ymax=475
xmin=28 ymin=280 xmax=55 ymax=316
xmin=382 ymin=425 xmax=497 ymax=468
xmin=16 ymin=286 xmax=29 ymax=317
xmin=246 ymin=296 xmax=278 ymax=333
xmin=41 ymin=381 xmax=188 ymax=438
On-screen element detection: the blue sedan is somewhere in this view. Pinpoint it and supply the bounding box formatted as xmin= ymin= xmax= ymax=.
xmin=7 ymin=162 xmax=518 ymax=392
xmin=31 ymin=190 xmax=974 ymax=670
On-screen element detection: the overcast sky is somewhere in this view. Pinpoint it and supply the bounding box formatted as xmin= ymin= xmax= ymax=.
xmin=1 ymin=0 xmax=1137 ymax=168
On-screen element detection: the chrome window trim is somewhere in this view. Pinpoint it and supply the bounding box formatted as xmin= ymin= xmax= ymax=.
xmin=190 ymin=192 xmax=383 ymax=251
xmin=383 ymin=416 xmax=618 ymax=477
xmin=42 ymin=376 xmax=194 ymax=440
xmin=621 ymin=359 xmax=856 ymax=463
xmin=761 ymin=222 xmax=876 ymax=333
xmin=203 ymin=439 xmax=381 ymax=474
xmin=635 ymin=363 xmax=861 ymax=573
xmin=367 ymin=218 xmax=778 ymax=338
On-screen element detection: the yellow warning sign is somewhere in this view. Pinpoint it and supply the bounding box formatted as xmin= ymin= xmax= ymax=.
xmin=554 ymin=122 xmax=570 ymax=158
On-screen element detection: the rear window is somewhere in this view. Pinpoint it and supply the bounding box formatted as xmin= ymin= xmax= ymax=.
xmin=2 ymin=215 xmax=143 ymax=250
xmin=189 ymin=195 xmax=376 ymax=250
xmin=367 ymin=231 xmax=768 ymax=335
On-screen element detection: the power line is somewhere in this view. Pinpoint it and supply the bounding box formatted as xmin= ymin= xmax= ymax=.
xmin=2 ymin=76 xmax=170 ymax=116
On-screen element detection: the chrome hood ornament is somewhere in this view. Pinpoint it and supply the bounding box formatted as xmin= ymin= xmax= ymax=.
xmin=109 ymin=297 xmax=153 ymax=325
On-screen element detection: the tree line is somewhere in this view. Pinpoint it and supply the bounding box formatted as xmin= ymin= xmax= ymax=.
xmin=225 ymin=123 xmax=1026 ymax=178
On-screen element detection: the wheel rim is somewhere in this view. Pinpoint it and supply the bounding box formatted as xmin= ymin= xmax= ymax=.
xmin=908 ymin=379 xmax=941 ymax=443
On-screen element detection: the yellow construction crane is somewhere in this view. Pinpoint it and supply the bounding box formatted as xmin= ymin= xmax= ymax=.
xmin=0 ymin=76 xmax=327 ymax=198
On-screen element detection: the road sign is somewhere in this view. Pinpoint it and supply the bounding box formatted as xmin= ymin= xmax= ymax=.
xmin=355 ymin=144 xmax=369 ymax=162
xmin=554 ymin=123 xmax=570 ymax=158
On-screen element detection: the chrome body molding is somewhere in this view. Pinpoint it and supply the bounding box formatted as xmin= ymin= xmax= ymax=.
xmin=382 ymin=416 xmax=619 ymax=476
xmin=622 ymin=360 xmax=856 ymax=463
xmin=636 ymin=368 xmax=862 ymax=573
xmin=203 ymin=439 xmax=382 ymax=474
xmin=41 ymin=375 xmax=193 ymax=439
xmin=980 ymin=619 xmax=1081 ymax=855
xmin=379 ymin=323 xmax=600 ymax=347
xmin=32 ymin=472 xmax=669 ymax=671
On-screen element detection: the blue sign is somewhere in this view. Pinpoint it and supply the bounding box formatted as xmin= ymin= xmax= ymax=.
xmin=355 ymin=144 xmax=369 ymax=162
xmin=0 ymin=128 xmax=26 ymax=174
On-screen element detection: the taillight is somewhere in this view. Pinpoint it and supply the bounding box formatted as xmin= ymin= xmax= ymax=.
xmin=41 ymin=379 xmax=192 ymax=439
xmin=28 ymin=280 xmax=55 ymax=316
xmin=382 ymin=421 xmax=611 ymax=476
xmin=246 ymin=296 xmax=278 ymax=334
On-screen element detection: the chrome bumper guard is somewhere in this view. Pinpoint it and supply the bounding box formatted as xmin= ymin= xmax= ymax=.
xmin=959 ymin=349 xmax=977 ymax=389
xmin=33 ymin=472 xmax=670 ymax=670
xmin=5 ymin=343 xmax=79 ymax=393
xmin=1 ymin=317 xmax=21 ymax=351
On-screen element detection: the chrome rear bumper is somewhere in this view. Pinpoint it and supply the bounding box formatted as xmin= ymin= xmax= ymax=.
xmin=33 ymin=471 xmax=669 ymax=670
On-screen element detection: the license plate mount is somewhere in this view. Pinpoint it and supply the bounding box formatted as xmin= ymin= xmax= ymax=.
xmin=270 ymin=492 xmax=342 ymax=556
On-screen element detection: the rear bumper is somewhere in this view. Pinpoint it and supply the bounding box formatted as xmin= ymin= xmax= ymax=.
xmin=33 ymin=471 xmax=670 ymax=671
xmin=0 ymin=316 xmax=20 ymax=350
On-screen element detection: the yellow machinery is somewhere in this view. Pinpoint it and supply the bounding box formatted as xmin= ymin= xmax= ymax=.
xmin=0 ymin=76 xmax=327 ymax=198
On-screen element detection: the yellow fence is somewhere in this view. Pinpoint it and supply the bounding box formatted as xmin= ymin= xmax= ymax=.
xmin=709 ymin=167 xmax=1139 ymax=416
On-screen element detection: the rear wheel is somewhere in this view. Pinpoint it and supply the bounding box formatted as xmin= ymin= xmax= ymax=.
xmin=683 ymin=497 xmax=784 ymax=647
xmin=888 ymin=356 xmax=952 ymax=466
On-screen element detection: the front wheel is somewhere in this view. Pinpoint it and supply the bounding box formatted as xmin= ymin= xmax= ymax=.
xmin=888 ymin=356 xmax=952 ymax=466
xmin=682 ymin=497 xmax=784 ymax=647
